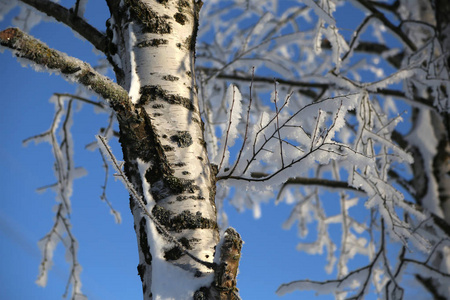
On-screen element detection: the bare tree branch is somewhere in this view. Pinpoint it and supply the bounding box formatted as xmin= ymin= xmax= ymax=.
xmin=18 ymin=0 xmax=108 ymax=53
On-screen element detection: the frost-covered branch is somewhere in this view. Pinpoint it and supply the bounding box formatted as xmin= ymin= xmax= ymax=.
xmin=25 ymin=94 xmax=86 ymax=300
xmin=18 ymin=0 xmax=107 ymax=53
xmin=0 ymin=27 xmax=130 ymax=113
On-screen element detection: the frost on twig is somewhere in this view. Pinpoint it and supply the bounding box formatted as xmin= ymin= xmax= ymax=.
xmin=24 ymin=94 xmax=86 ymax=300
xmin=25 ymin=90 xmax=120 ymax=298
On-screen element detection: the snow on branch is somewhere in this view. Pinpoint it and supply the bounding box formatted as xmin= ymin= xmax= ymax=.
xmin=0 ymin=28 xmax=130 ymax=112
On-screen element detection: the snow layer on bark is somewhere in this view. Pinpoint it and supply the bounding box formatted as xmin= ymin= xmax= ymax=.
xmin=137 ymin=160 xmax=214 ymax=300
xmin=145 ymin=219 xmax=214 ymax=300
xmin=127 ymin=24 xmax=141 ymax=104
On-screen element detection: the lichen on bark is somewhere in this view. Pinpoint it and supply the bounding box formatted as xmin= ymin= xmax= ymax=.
xmin=127 ymin=0 xmax=172 ymax=34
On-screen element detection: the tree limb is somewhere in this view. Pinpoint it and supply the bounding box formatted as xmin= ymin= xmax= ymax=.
xmin=355 ymin=0 xmax=417 ymax=51
xmin=198 ymin=67 xmax=434 ymax=109
xmin=18 ymin=0 xmax=108 ymax=53
xmin=0 ymin=28 xmax=130 ymax=114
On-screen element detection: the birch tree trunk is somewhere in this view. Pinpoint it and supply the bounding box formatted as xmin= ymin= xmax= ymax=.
xmin=105 ymin=1 xmax=239 ymax=299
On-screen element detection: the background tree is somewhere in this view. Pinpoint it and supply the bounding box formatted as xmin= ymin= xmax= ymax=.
xmin=1 ymin=0 xmax=450 ymax=299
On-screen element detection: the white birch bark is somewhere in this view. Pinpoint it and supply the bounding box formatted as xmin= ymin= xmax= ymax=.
xmin=107 ymin=1 xmax=223 ymax=299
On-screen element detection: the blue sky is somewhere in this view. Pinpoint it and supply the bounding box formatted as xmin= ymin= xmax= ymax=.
xmin=0 ymin=2 xmax=384 ymax=299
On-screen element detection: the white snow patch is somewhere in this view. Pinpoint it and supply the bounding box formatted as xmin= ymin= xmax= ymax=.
xmin=127 ymin=24 xmax=141 ymax=104
xmin=145 ymin=211 xmax=214 ymax=300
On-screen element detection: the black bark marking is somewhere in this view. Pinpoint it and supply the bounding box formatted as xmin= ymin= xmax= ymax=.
xmin=198 ymin=138 xmax=207 ymax=148
xmin=139 ymin=85 xmax=195 ymax=111
xmin=191 ymin=117 xmax=201 ymax=125
xmin=165 ymin=175 xmax=198 ymax=194
xmin=146 ymin=172 xmax=199 ymax=201
xmin=127 ymin=0 xmax=172 ymax=34
xmin=119 ymin=109 xmax=173 ymax=207
xmin=137 ymin=263 xmax=146 ymax=283
xmin=163 ymin=145 xmax=175 ymax=151
xmin=184 ymin=35 xmax=193 ymax=50
xmin=162 ymin=74 xmax=179 ymax=81
xmin=176 ymin=195 xmax=205 ymax=201
xmin=164 ymin=237 xmax=191 ymax=260
xmin=105 ymin=19 xmax=118 ymax=55
xmin=152 ymin=205 xmax=217 ymax=232
xmin=137 ymin=39 xmax=168 ymax=48
xmin=157 ymin=0 xmax=169 ymax=6
xmin=193 ymin=287 xmax=210 ymax=300
xmin=171 ymin=131 xmax=193 ymax=148
xmin=192 ymin=0 xmax=202 ymax=55
xmin=173 ymin=162 xmax=187 ymax=167
xmin=139 ymin=217 xmax=152 ymax=265
xmin=174 ymin=12 xmax=187 ymax=25
xmin=177 ymin=0 xmax=191 ymax=10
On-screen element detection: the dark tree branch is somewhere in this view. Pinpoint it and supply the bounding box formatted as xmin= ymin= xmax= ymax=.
xmin=0 ymin=28 xmax=130 ymax=115
xmin=199 ymin=67 xmax=434 ymax=109
xmin=266 ymin=174 xmax=359 ymax=191
xmin=355 ymin=0 xmax=417 ymax=51
xmin=18 ymin=0 xmax=108 ymax=53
